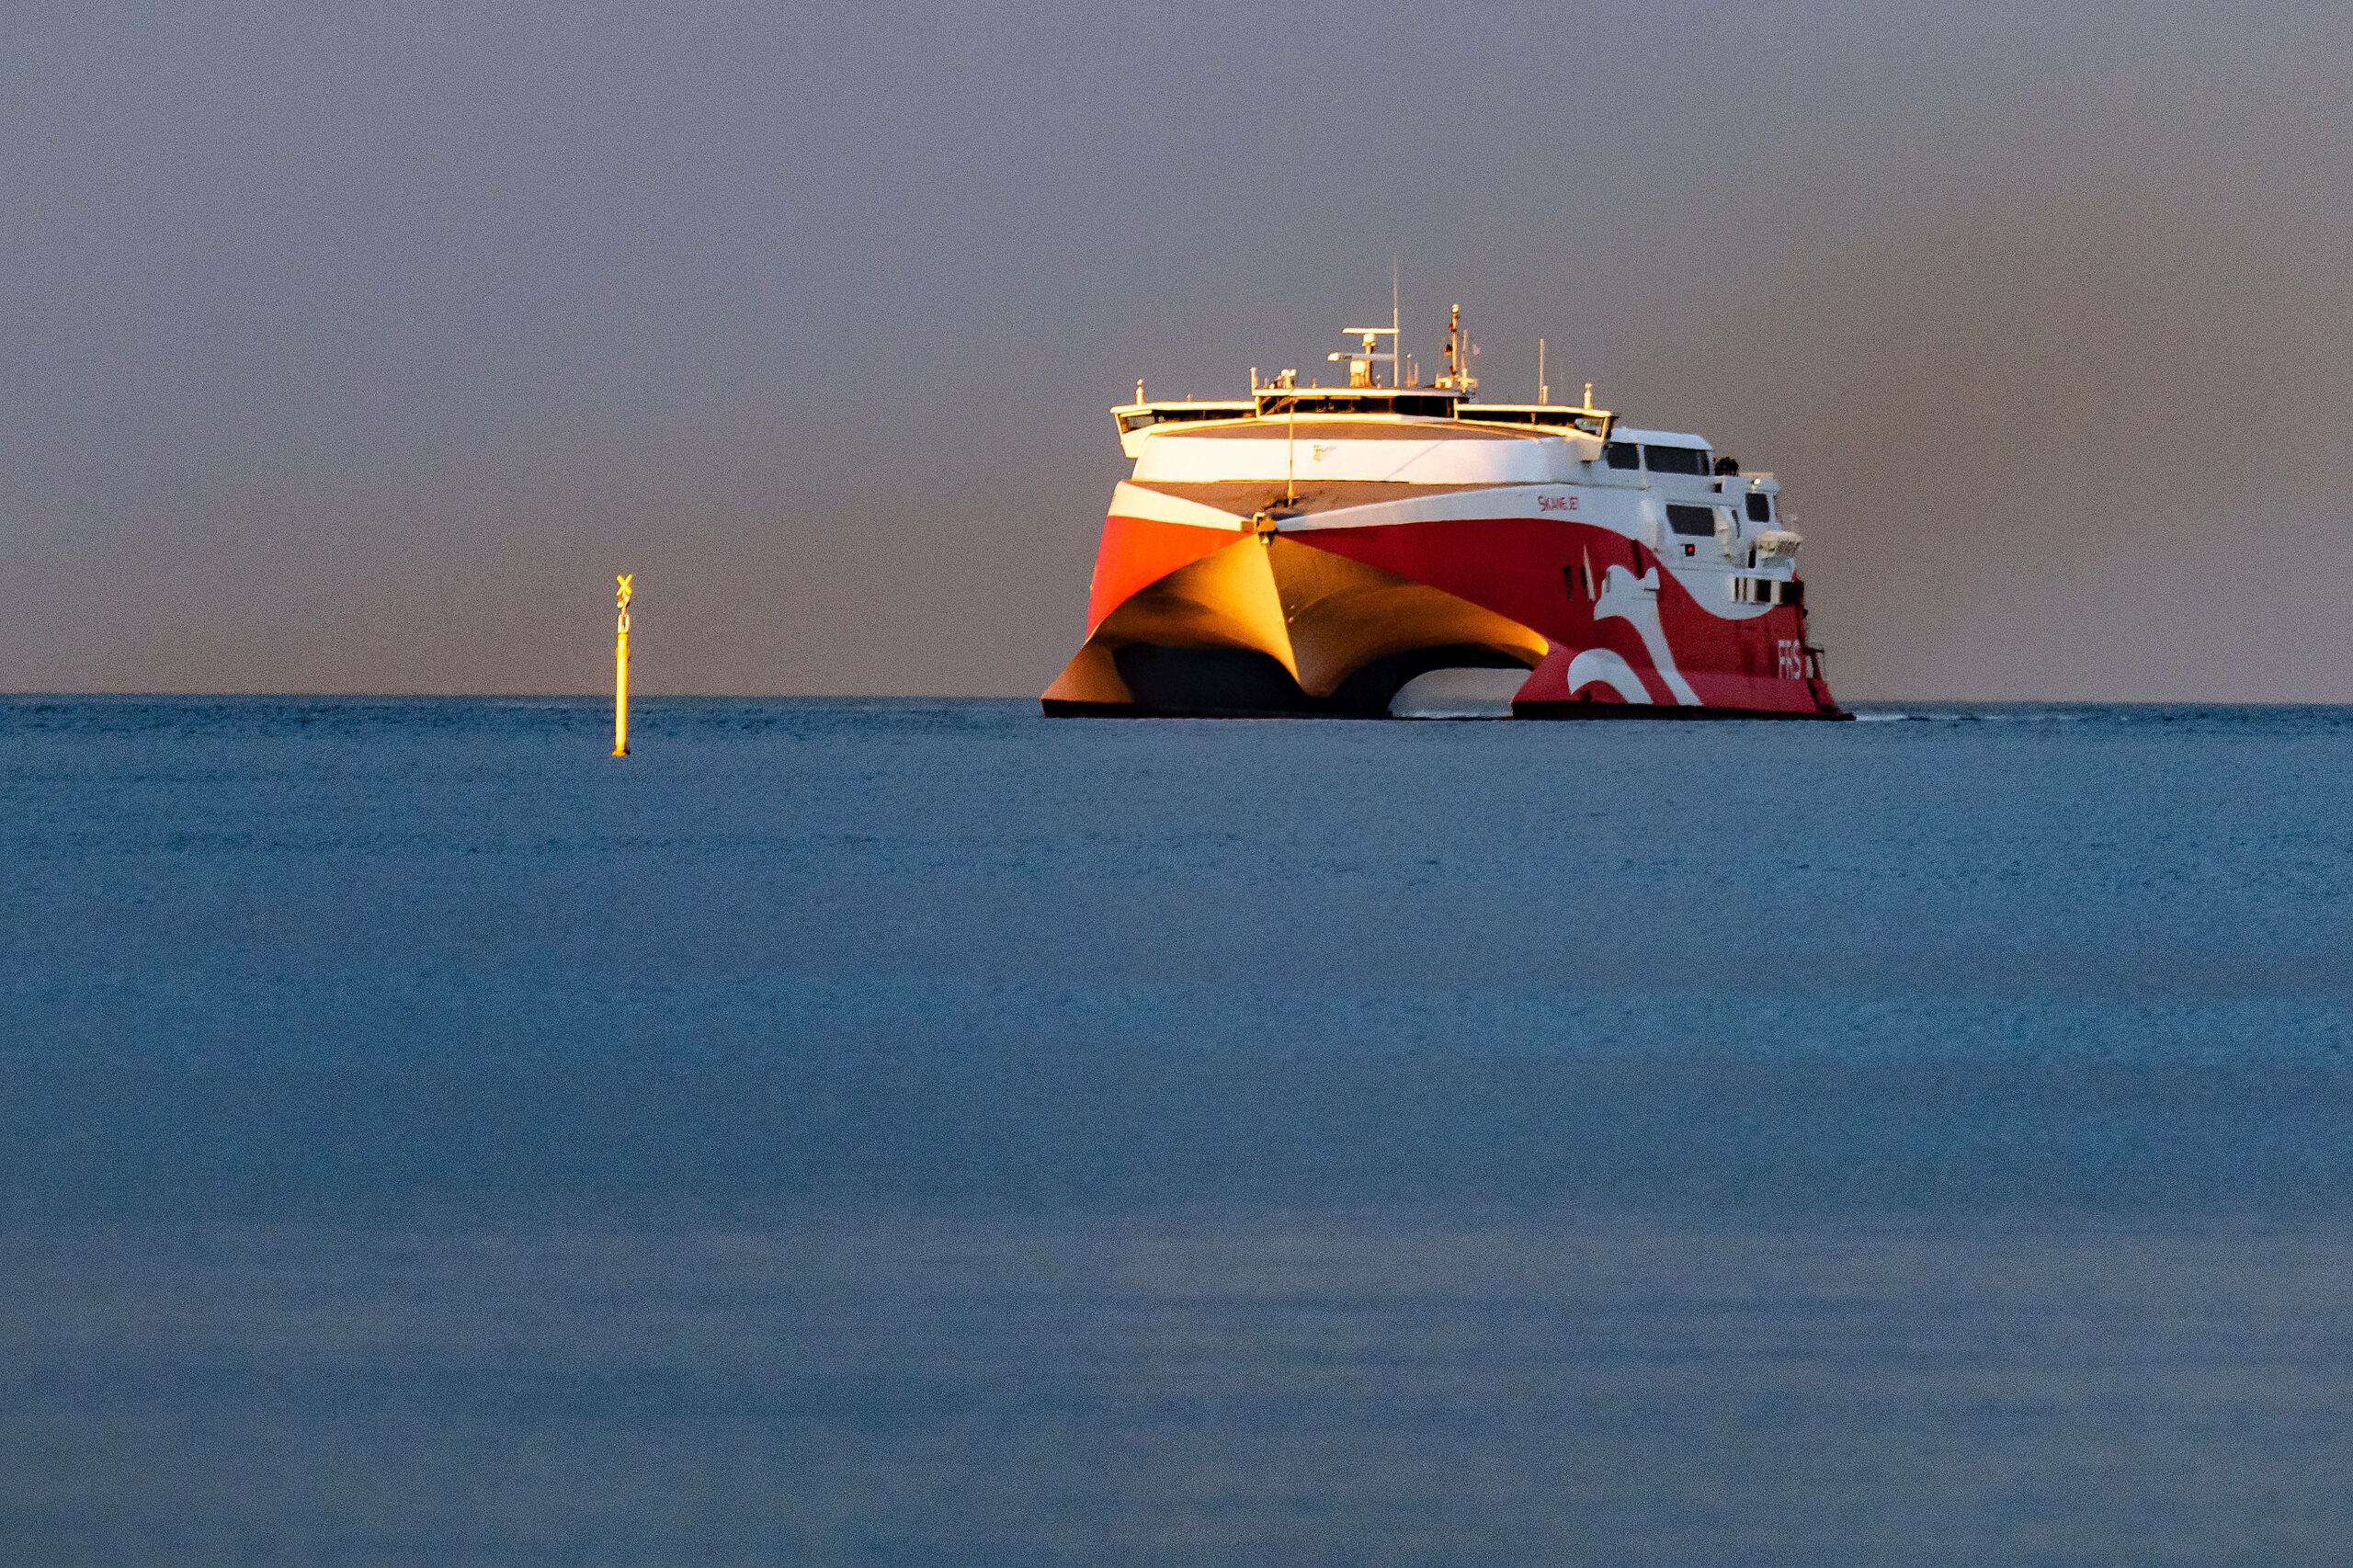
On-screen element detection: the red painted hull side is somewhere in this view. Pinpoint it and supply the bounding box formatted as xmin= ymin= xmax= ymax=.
xmin=1293 ymin=517 xmax=1838 ymax=715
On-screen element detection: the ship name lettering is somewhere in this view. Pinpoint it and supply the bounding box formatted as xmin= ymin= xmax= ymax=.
xmin=1537 ymin=494 xmax=1576 ymax=513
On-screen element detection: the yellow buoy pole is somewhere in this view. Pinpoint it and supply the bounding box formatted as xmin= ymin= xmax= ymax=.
xmin=612 ymin=573 xmax=632 ymax=757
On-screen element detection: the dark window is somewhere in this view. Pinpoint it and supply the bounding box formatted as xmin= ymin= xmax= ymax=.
xmin=1462 ymin=406 xmax=1610 ymax=436
xmin=1155 ymin=404 xmax=1250 ymax=425
xmin=1605 ymin=442 xmax=1640 ymax=469
xmin=1745 ymin=493 xmax=1771 ymax=524
xmin=1733 ymin=577 xmax=1804 ymax=607
xmin=1665 ymin=504 xmax=1717 ymax=537
xmin=1253 ymin=392 xmax=1457 ymax=418
xmin=1643 ymin=445 xmax=1711 ymax=475
xmin=1122 ymin=404 xmax=1251 ymax=432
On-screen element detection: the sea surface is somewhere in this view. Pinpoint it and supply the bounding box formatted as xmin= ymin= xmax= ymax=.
xmin=5 ymin=696 xmax=2351 ymax=1565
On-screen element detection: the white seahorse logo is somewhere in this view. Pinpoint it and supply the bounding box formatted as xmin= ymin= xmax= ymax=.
xmin=1570 ymin=563 xmax=1700 ymax=706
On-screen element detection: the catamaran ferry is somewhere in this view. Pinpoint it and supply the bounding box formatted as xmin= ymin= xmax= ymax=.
xmin=1042 ymin=308 xmax=1844 ymax=719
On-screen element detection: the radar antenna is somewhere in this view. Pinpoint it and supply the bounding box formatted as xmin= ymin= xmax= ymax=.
xmin=1326 ymin=327 xmax=1396 ymax=389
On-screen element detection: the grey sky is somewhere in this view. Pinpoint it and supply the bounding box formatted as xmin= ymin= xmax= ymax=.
xmin=6 ymin=0 xmax=2350 ymax=697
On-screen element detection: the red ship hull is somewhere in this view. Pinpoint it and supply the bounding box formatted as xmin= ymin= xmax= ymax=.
xmin=1045 ymin=506 xmax=1843 ymax=720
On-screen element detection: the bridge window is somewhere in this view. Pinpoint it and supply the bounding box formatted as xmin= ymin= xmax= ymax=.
xmin=1462 ymin=406 xmax=1611 ymax=436
xmin=1253 ymin=392 xmax=1456 ymax=418
xmin=1605 ymin=442 xmax=1641 ymax=469
xmin=1746 ymin=493 xmax=1772 ymax=523
xmin=1665 ymin=504 xmax=1718 ymax=537
xmin=1117 ymin=404 xmax=1253 ymax=435
xmin=1643 ymin=445 xmax=1712 ymax=475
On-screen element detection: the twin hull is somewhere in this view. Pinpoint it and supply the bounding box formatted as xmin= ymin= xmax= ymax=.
xmin=1042 ymin=415 xmax=1842 ymax=720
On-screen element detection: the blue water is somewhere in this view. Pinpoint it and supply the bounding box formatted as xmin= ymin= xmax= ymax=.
xmin=6 ymin=698 xmax=2352 ymax=1563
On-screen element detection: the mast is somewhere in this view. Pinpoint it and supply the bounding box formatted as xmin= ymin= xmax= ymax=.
xmin=1286 ymin=395 xmax=1297 ymax=505
xmin=1440 ymin=304 xmax=1474 ymax=394
xmin=1392 ymin=259 xmax=1401 ymax=389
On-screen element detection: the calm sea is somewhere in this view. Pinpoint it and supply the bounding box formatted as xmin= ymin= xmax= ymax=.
xmin=5 ymin=697 xmax=2351 ymax=1565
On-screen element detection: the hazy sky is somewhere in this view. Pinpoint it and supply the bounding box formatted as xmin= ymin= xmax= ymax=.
xmin=7 ymin=0 xmax=2351 ymax=699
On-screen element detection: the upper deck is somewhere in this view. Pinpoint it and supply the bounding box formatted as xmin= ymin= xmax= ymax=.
xmin=1113 ymin=385 xmax=1615 ymax=452
xmin=1109 ymin=378 xmax=1635 ymax=486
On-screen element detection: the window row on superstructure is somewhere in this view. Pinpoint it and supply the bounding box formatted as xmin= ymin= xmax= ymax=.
xmin=1605 ymin=441 xmax=1716 ymax=476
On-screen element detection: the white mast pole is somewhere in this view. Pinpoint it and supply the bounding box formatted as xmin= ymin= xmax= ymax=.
xmin=1287 ymin=394 xmax=1297 ymax=504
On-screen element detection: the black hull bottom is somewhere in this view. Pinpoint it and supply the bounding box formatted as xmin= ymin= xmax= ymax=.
xmin=1043 ymin=699 xmax=1853 ymax=722
xmin=1510 ymin=700 xmax=1853 ymax=722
